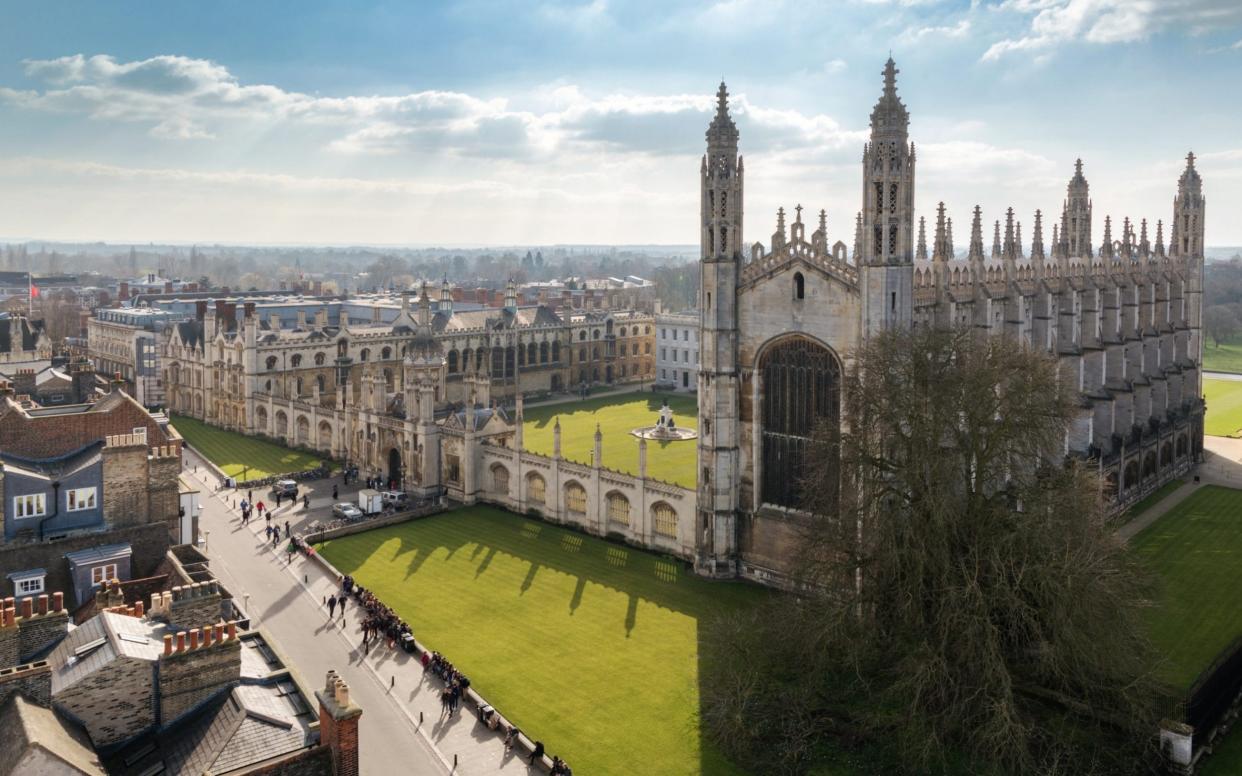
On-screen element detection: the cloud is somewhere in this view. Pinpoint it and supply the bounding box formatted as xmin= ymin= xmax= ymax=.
xmin=0 ymin=52 xmax=869 ymax=161
xmin=982 ymin=0 xmax=1242 ymax=62
xmin=898 ymin=18 xmax=972 ymax=45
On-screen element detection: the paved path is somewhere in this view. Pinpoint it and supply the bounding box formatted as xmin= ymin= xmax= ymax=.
xmin=183 ymin=451 xmax=533 ymax=776
xmin=1205 ymin=371 xmax=1242 ymax=382
xmin=1118 ymin=435 xmax=1242 ymax=542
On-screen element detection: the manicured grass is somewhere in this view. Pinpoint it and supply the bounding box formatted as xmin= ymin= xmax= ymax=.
xmin=317 ymin=506 xmax=767 ymax=776
xmin=1200 ymin=722 xmax=1242 ymax=776
xmin=1124 ymin=478 xmax=1185 ymax=520
xmin=170 ymin=414 xmax=324 ymax=479
xmin=1203 ymin=336 xmax=1242 ymax=374
xmin=1204 ymin=378 xmax=1242 ymax=437
xmin=522 ymin=392 xmax=699 ymax=488
xmin=1131 ymin=486 xmax=1242 ymax=688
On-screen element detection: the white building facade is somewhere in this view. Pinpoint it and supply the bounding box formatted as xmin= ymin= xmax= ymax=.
xmin=655 ymin=313 xmax=699 ymax=392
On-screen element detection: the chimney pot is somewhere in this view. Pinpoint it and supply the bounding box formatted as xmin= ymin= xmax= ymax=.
xmin=189 ymin=629 xmax=199 ymax=649
xmin=214 ymin=623 xmax=224 ymax=643
xmin=163 ymin=634 xmax=173 ymax=656
xmin=202 ymin=626 xmax=212 ymax=646
xmin=336 ymin=682 xmax=350 ymax=707
xmin=52 ymin=591 xmax=63 ymax=612
xmin=20 ymin=598 xmax=33 ymax=619
xmin=37 ymin=594 xmax=48 ymax=616
xmin=176 ymin=632 xmax=186 ymax=652
xmin=227 ymin=621 xmax=237 ymax=640
xmin=3 ymin=597 xmax=13 ymax=611
xmin=135 ymin=601 xmax=144 ymax=617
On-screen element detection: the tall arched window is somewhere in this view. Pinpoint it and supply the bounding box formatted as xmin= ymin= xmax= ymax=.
xmin=491 ymin=464 xmax=510 ymax=495
xmin=381 ymin=346 xmax=392 ymax=360
xmin=607 ymin=492 xmax=630 ymax=526
xmin=794 ymin=272 xmax=805 ymax=300
xmin=526 ymin=473 xmax=546 ymax=504
xmin=652 ymin=503 xmax=677 ymax=538
xmin=760 ymin=337 xmax=840 ymax=509
xmin=290 ymin=354 xmax=302 ymax=368
xmin=266 ymin=356 xmax=278 ymax=370
xmin=551 ymin=341 xmax=560 ymax=362
xmin=314 ymin=352 xmax=326 ymax=366
xmin=447 ymin=350 xmax=459 ymax=373
xmin=360 ymin=348 xmax=370 ymax=361
xmin=565 ymin=482 xmax=587 ymax=514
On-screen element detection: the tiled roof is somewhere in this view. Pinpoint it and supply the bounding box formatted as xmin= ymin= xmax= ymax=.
xmin=0 ymin=694 xmax=104 ymax=775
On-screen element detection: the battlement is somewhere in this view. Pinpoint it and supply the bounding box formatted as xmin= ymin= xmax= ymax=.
xmin=105 ymin=429 xmax=148 ymax=449
xmin=160 ymin=620 xmax=239 ymax=656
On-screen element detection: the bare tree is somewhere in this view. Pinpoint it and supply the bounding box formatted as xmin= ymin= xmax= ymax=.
xmin=703 ymin=326 xmax=1160 ymax=775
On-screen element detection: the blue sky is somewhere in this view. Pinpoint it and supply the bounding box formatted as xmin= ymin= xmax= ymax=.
xmin=0 ymin=0 xmax=1240 ymax=246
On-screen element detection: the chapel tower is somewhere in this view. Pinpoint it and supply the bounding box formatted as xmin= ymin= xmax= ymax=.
xmin=1060 ymin=159 xmax=1093 ymax=258
xmin=696 ymin=82 xmax=743 ymax=575
xmin=859 ymin=58 xmax=915 ymax=337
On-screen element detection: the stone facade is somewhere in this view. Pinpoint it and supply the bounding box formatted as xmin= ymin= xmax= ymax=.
xmin=696 ymin=59 xmax=1206 ymax=584
xmin=160 ymin=284 xmax=655 ymax=488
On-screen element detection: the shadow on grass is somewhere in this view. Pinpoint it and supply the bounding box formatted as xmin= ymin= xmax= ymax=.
xmin=318 ymin=505 xmax=768 ymax=775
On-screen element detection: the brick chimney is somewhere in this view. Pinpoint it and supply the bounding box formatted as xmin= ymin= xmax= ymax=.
xmin=118 ymin=281 xmax=130 ymax=301
xmin=317 ymin=670 xmax=362 ymax=776
xmin=164 ymin=281 xmax=174 ymax=294
xmin=195 ymin=300 xmax=208 ymax=321
xmin=12 ymin=369 xmax=35 ymax=397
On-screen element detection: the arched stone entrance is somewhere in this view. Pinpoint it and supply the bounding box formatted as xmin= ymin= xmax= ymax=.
xmin=387 ymin=447 xmax=402 ymax=490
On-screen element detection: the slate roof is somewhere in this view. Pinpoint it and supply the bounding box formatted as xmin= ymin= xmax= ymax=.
xmin=105 ymin=680 xmax=320 ymax=775
xmin=0 ymin=694 xmax=104 ymax=775
xmin=49 ymin=610 xmax=168 ymax=695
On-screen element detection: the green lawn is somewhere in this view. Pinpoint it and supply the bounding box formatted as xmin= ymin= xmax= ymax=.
xmin=317 ymin=506 xmax=767 ymax=776
xmin=1132 ymin=486 xmax=1242 ymax=689
xmin=522 ymin=392 xmax=699 ymax=488
xmin=1124 ymin=478 xmax=1185 ymax=520
xmin=170 ymin=414 xmax=324 ymax=479
xmin=1205 ymin=378 xmax=1242 ymax=437
xmin=1203 ymin=335 xmax=1242 ymax=374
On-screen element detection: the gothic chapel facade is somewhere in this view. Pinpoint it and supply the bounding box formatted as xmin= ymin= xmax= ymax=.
xmin=696 ymin=60 xmax=1205 ymax=583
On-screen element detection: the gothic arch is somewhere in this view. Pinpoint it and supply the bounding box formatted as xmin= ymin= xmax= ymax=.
xmin=606 ymin=491 xmax=630 ymax=526
xmin=651 ymin=501 xmax=677 ymax=538
xmin=756 ymin=334 xmax=841 ymax=510
xmin=491 ymin=463 xmax=510 ymax=495
xmin=526 ymin=472 xmax=546 ymax=504
xmin=564 ymin=480 xmax=587 ymax=514
xmin=295 ymin=415 xmax=310 ymax=445
xmin=318 ymin=420 xmax=333 ymax=450
xmin=274 ymin=410 xmax=288 ymax=439
xmin=256 ymin=405 xmax=268 ymax=432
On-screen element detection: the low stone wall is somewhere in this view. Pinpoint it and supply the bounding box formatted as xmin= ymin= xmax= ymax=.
xmin=306 ymin=545 xmax=559 ymax=774
xmin=303 ymin=505 xmax=446 ymax=546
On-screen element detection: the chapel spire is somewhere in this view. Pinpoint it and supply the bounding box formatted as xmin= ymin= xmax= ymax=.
xmin=968 ymin=206 xmax=985 ymax=264
xmin=1031 ymin=209 xmax=1045 ymax=261
xmin=1063 ymin=158 xmax=1093 ymax=258
xmin=917 ymin=216 xmax=928 ymax=260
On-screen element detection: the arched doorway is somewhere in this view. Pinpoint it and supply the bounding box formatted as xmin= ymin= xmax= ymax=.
xmin=759 ymin=336 xmax=841 ymax=509
xmin=387 ymin=447 xmax=402 ymax=490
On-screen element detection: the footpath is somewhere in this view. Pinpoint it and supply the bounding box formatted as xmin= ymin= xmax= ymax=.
xmin=182 ymin=450 xmax=537 ymax=775
xmin=1117 ymin=435 xmax=1242 ymax=542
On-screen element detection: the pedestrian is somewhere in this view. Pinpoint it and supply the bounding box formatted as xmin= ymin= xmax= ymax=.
xmin=257 ymin=500 xmax=265 ymax=516
xmin=504 ymin=725 xmax=519 ymax=753
xmin=248 ymin=488 xmax=253 ymax=503
xmin=328 ymin=594 xmax=337 ymax=618
xmin=529 ymin=741 xmax=544 ymax=764
xmin=276 ymin=493 xmax=282 ymax=508
xmin=265 ymin=524 xmax=272 ymax=541
xmin=284 ymin=521 xmax=290 ymax=538
xmin=338 ymin=595 xmax=346 ymax=617
xmin=333 ymin=484 xmax=339 ymax=500
xmin=303 ymin=494 xmax=309 ymax=510
xmin=266 ymin=512 xmax=272 ymax=528
xmin=272 ymin=531 xmax=279 ymax=548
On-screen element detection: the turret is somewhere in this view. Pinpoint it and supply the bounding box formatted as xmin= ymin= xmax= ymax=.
xmin=916 ymin=216 xmax=928 ymax=260
xmin=1170 ymin=152 xmax=1205 ymax=258
xmin=440 ymin=276 xmax=454 ymax=316
xmin=1062 ymin=158 xmax=1092 ymax=258
xmin=968 ymin=205 xmax=985 ymax=277
xmin=859 ymin=57 xmax=915 ymax=335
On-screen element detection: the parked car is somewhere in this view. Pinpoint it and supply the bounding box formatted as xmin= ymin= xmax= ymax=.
xmin=332 ymin=502 xmax=364 ymax=521
xmin=271 ymin=479 xmax=298 ymax=498
xmin=381 ymin=491 xmax=409 ymax=509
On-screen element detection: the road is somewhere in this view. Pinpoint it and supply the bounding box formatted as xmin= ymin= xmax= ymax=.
xmin=1205 ymin=371 xmax=1242 ymax=382
xmin=182 ymin=451 xmax=532 ymax=775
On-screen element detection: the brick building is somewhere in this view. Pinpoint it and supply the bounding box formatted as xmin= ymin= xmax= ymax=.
xmin=0 ymin=588 xmax=361 ymax=775
xmin=0 ymin=389 xmax=192 ymax=605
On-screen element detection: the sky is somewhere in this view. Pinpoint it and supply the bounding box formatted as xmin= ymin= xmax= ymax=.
xmin=0 ymin=0 xmax=1240 ymax=248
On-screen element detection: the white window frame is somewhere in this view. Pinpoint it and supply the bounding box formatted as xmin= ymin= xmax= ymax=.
xmin=17 ymin=577 xmax=43 ymax=595
xmin=67 ymin=487 xmax=97 ymax=512
xmin=13 ymin=493 xmax=47 ymax=519
xmin=91 ymin=564 xmax=118 ymax=587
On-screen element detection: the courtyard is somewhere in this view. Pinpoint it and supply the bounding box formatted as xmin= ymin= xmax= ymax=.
xmin=1132 ymin=485 xmax=1242 ymax=689
xmin=170 ymin=414 xmax=326 ymax=479
xmin=521 ymin=391 xmax=699 ymax=488
xmin=1205 ymin=377 xmax=1242 ymax=438
xmin=316 ymin=505 xmax=767 ymax=776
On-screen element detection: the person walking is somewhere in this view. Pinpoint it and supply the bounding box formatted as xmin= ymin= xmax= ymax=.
xmin=327 ymin=594 xmax=337 ymax=619
xmin=257 ymin=500 xmax=265 ymax=517
xmin=284 ymin=521 xmax=290 ymax=538
xmin=332 ymin=484 xmax=339 ymax=500
xmin=338 ymin=595 xmax=346 ymax=618
xmin=248 ymin=488 xmax=253 ymax=503
xmin=529 ymin=741 xmax=545 ymax=765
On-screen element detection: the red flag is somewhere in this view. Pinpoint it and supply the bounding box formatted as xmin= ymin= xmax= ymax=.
xmin=29 ymin=283 xmax=39 ymax=299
